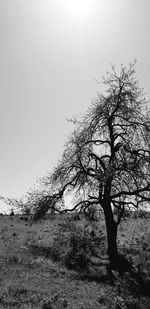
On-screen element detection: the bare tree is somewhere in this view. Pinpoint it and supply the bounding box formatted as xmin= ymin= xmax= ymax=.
xmin=3 ymin=63 xmax=150 ymax=264
xmin=0 ymin=177 xmax=63 ymax=220
xmin=49 ymin=62 xmax=150 ymax=260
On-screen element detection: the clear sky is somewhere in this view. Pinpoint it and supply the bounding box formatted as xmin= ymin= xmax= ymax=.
xmin=0 ymin=0 xmax=150 ymax=212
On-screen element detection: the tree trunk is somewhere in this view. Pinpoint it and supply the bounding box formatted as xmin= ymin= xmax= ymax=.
xmin=102 ymin=201 xmax=118 ymax=259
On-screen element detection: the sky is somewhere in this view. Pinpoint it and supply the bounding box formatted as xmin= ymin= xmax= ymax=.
xmin=0 ymin=0 xmax=150 ymax=213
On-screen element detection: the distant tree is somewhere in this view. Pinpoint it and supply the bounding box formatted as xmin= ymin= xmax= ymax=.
xmin=10 ymin=208 xmax=14 ymax=216
xmin=48 ymin=62 xmax=150 ymax=260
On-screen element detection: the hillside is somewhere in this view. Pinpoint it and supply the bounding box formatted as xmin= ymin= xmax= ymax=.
xmin=0 ymin=214 xmax=150 ymax=309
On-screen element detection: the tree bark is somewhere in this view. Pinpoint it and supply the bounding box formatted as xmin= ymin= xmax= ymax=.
xmin=102 ymin=201 xmax=118 ymax=259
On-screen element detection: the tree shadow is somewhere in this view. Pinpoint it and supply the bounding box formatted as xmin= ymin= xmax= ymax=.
xmin=131 ymin=274 xmax=150 ymax=297
xmin=79 ymin=272 xmax=109 ymax=283
xmin=70 ymin=266 xmax=113 ymax=284
xmin=72 ymin=265 xmax=150 ymax=298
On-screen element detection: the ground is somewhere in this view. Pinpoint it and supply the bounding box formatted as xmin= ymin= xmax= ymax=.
xmin=0 ymin=213 xmax=150 ymax=309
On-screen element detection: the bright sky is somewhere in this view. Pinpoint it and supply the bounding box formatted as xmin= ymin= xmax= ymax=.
xmin=0 ymin=0 xmax=150 ymax=212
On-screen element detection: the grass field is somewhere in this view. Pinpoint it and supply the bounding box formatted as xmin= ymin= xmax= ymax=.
xmin=0 ymin=213 xmax=150 ymax=309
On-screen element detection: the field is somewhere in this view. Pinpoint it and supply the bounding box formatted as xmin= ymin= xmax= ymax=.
xmin=0 ymin=213 xmax=150 ymax=309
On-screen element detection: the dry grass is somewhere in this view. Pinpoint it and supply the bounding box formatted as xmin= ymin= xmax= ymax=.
xmin=0 ymin=214 xmax=150 ymax=308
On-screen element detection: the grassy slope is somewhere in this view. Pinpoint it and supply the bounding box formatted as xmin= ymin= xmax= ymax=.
xmin=0 ymin=214 xmax=150 ymax=309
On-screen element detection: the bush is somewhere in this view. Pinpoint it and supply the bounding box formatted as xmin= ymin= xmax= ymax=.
xmin=65 ymin=222 xmax=106 ymax=270
xmin=65 ymin=232 xmax=89 ymax=270
xmin=84 ymin=205 xmax=99 ymax=221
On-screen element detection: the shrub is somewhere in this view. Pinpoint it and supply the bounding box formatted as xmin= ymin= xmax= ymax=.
xmin=65 ymin=222 xmax=106 ymax=270
xmin=65 ymin=232 xmax=89 ymax=270
xmin=84 ymin=205 xmax=99 ymax=221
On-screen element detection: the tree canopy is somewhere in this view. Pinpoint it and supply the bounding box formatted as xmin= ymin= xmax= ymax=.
xmin=49 ymin=62 xmax=150 ymax=218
